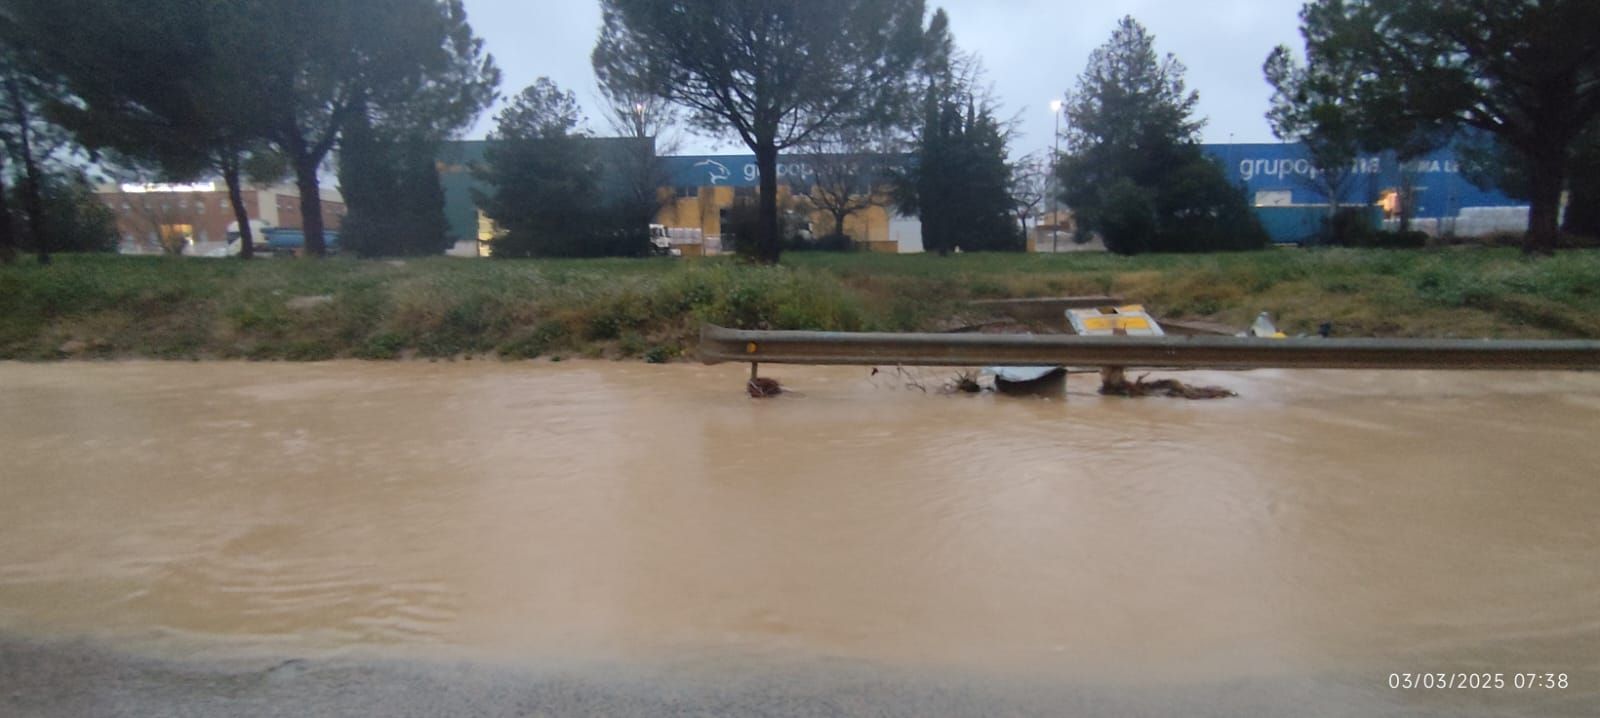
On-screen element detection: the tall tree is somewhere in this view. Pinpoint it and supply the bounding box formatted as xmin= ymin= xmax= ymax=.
xmin=336 ymin=12 xmax=498 ymax=259
xmin=597 ymin=81 xmax=678 ymax=241
xmin=1059 ymin=16 xmax=1265 ymax=254
xmin=1458 ymin=121 xmax=1600 ymax=241
xmin=336 ymin=112 xmax=454 ymax=257
xmin=593 ymin=0 xmax=926 ymax=264
xmin=1262 ymin=45 xmax=1365 ymax=213
xmin=892 ymin=11 xmax=1019 ymax=255
xmin=475 ymin=79 xmax=648 ymax=258
xmin=4 ymin=0 xmax=282 ymax=260
xmin=898 ymin=95 xmax=1019 ymax=254
xmin=251 ymin=0 xmax=497 ymax=257
xmin=4 ymin=0 xmax=494 ymax=260
xmin=1294 ymin=0 xmax=1600 ymax=254
xmin=0 ymin=47 xmax=72 ymax=264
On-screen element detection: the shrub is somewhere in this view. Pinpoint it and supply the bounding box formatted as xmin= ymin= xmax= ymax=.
xmin=12 ymin=171 xmax=118 ymax=254
xmin=1318 ymin=207 xmax=1378 ymax=247
xmin=788 ymin=232 xmax=856 ymax=252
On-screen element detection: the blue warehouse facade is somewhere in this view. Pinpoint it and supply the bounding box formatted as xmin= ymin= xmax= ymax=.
xmin=1201 ymin=143 xmax=1529 ymax=244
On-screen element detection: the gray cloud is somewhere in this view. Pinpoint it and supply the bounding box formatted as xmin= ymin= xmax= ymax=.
xmin=461 ymin=0 xmax=1304 ymax=156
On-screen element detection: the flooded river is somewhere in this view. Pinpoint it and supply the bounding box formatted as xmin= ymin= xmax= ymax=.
xmin=2 ymin=361 xmax=1598 ymax=715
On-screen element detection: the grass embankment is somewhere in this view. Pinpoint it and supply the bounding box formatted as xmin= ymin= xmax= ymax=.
xmin=2 ymin=248 xmax=1598 ymax=361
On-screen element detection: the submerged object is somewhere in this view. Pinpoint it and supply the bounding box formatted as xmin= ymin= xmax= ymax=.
xmin=1099 ymin=369 xmax=1237 ymax=400
xmin=987 ymin=366 xmax=1068 ymax=396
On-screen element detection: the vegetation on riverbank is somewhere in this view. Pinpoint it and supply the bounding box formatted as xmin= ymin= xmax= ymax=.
xmin=2 ymin=248 xmax=1598 ymax=362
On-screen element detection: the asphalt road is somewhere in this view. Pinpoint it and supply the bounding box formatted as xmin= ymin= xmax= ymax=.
xmin=8 ymin=635 xmax=1590 ymax=718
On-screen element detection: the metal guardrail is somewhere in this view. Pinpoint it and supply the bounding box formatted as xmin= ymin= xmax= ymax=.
xmin=700 ymin=324 xmax=1600 ymax=371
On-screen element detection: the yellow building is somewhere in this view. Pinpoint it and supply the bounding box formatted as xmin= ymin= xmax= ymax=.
xmin=452 ymin=148 xmax=909 ymax=255
xmin=652 ymin=183 xmax=898 ymax=255
xmin=652 ymin=155 xmax=901 ymax=255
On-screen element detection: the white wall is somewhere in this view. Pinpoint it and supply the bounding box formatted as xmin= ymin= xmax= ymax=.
xmin=889 ymin=215 xmax=923 ymax=253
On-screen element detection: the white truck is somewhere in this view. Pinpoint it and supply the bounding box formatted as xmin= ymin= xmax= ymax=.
xmin=649 ymin=224 xmax=689 ymax=257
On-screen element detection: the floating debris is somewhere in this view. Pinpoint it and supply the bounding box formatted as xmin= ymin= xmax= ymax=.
xmin=946 ymin=370 xmax=984 ymax=394
xmin=870 ymin=366 xmax=931 ymax=393
xmin=1099 ymin=368 xmax=1236 ymax=400
xmin=747 ymin=376 xmax=784 ymax=398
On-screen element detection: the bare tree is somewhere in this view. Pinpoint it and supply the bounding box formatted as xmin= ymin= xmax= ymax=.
xmin=597 ymin=85 xmax=680 ymax=231
xmin=114 ymin=189 xmax=197 ymax=256
xmin=797 ymin=129 xmax=892 ymax=242
xmin=1009 ymin=154 xmax=1047 ymax=238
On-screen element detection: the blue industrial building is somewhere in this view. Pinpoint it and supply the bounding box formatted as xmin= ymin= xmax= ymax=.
xmin=1201 ymin=143 xmax=1528 ymax=243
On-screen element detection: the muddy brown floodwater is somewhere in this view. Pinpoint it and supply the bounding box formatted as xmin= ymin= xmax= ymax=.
xmin=2 ymin=361 xmax=1598 ymax=716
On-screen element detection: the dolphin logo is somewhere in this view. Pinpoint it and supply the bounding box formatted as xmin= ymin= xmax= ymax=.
xmin=694 ymin=159 xmax=731 ymax=185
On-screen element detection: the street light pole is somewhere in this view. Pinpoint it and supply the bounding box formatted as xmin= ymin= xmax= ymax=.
xmin=1049 ymin=99 xmax=1063 ymax=253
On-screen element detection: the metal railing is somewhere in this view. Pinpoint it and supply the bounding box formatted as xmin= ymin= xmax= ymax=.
xmin=700 ymin=324 xmax=1600 ymax=371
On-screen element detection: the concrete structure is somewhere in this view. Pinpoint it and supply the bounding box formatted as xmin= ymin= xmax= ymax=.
xmin=1202 ymin=142 xmax=1530 ymax=243
xmin=98 ymin=181 xmax=345 ymax=256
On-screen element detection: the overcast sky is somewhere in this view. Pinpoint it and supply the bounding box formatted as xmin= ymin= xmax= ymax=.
xmin=459 ymin=0 xmax=1306 ymax=157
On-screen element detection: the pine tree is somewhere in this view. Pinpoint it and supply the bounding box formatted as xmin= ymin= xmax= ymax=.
xmin=337 ymin=112 xmax=452 ymax=257
xmin=473 ymin=79 xmax=648 ymax=258
xmin=894 ymin=10 xmax=1020 ymax=255
xmin=1058 ymin=17 xmax=1265 ymax=254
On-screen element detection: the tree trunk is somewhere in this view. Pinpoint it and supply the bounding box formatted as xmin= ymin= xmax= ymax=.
xmin=20 ymin=151 xmax=45 ymax=265
xmin=294 ymin=156 xmax=327 ymax=258
xmin=222 ymin=159 xmax=254 ymax=260
xmin=0 ymin=171 xmax=15 ymax=264
xmin=1526 ymin=149 xmax=1564 ymax=256
xmin=5 ymin=76 xmax=48 ymax=265
xmin=755 ymin=141 xmax=780 ymax=264
xmin=833 ymin=211 xmax=847 ymax=238
xmin=1397 ymin=170 xmax=1415 ymax=235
